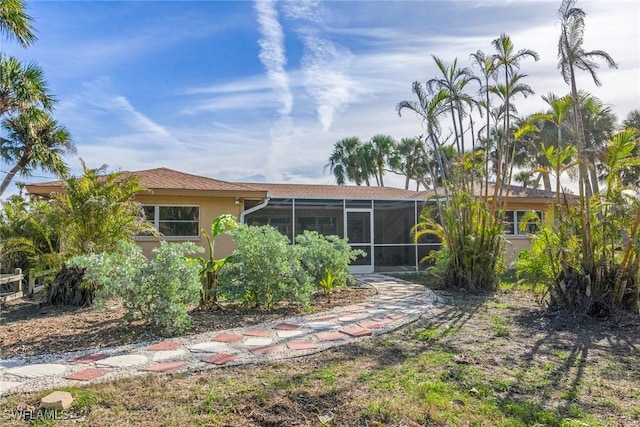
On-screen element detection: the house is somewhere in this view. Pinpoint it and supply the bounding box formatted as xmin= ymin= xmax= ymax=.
xmin=25 ymin=167 xmax=559 ymax=273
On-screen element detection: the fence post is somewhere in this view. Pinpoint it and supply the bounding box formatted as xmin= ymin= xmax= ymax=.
xmin=28 ymin=269 xmax=35 ymax=296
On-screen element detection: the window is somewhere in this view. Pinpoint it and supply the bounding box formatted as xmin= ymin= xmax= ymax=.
xmin=141 ymin=205 xmax=200 ymax=238
xmin=504 ymin=210 xmax=541 ymax=235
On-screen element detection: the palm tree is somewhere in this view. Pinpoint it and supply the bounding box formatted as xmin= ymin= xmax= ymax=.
xmin=491 ymin=34 xmax=538 ymax=203
xmin=0 ymin=55 xmax=54 ymax=116
xmin=529 ymin=93 xmax=574 ymax=192
xmin=427 ymin=56 xmax=479 ymax=155
xmin=0 ymin=107 xmax=75 ymax=195
xmin=470 ymin=50 xmax=497 ymax=197
xmin=397 ymin=83 xmax=450 ymax=196
xmin=578 ymin=91 xmax=617 ymax=193
xmin=389 ymin=136 xmax=428 ymax=190
xmin=488 ymin=71 xmax=535 ymax=205
xmin=0 ymin=0 xmax=37 ymax=48
xmin=558 ymin=0 xmax=618 ymax=272
xmin=325 ymin=137 xmax=370 ymax=186
xmin=367 ymin=134 xmax=395 ymax=187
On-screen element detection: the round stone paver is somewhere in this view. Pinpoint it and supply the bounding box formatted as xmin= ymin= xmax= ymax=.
xmin=95 ymin=355 xmax=148 ymax=368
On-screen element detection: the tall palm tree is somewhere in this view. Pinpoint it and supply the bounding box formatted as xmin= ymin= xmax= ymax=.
xmin=427 ymin=56 xmax=479 ymax=156
xmin=0 ymin=0 xmax=36 ymax=48
xmin=325 ymin=137 xmax=370 ymax=186
xmin=558 ymin=0 xmax=618 ymax=272
xmin=488 ymin=71 xmax=535 ymax=205
xmin=0 ymin=107 xmax=75 ymax=195
xmin=470 ymin=50 xmax=497 ymax=197
xmin=397 ymin=83 xmax=450 ymax=196
xmin=578 ymin=91 xmax=617 ymax=193
xmin=491 ymin=34 xmax=538 ymax=202
xmin=0 ymin=55 xmax=54 ymax=116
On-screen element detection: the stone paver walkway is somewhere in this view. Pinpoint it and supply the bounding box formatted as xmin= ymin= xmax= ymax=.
xmin=0 ymin=274 xmax=436 ymax=396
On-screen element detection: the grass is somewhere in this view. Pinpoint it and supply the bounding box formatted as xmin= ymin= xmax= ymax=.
xmin=1 ymin=275 xmax=636 ymax=426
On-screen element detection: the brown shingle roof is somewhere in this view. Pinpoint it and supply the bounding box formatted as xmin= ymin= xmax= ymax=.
xmin=243 ymin=182 xmax=431 ymax=200
xmin=26 ymin=167 xmax=565 ymax=201
xmin=25 ymin=168 xmax=266 ymax=196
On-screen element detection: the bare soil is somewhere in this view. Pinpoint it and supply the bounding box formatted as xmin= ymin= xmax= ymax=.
xmin=0 ymin=286 xmax=376 ymax=358
xmin=2 ymin=285 xmax=640 ymax=426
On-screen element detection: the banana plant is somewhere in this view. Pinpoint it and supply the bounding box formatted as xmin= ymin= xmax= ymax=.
xmin=198 ymin=214 xmax=238 ymax=306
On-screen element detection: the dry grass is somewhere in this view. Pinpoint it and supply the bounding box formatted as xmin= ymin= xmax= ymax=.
xmin=2 ymin=286 xmax=640 ymax=426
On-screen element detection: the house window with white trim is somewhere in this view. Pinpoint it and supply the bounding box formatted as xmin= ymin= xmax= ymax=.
xmin=504 ymin=210 xmax=542 ymax=235
xmin=142 ymin=205 xmax=200 ymax=238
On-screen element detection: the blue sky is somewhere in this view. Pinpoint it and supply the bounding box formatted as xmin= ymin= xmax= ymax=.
xmin=2 ymin=0 xmax=639 ymax=195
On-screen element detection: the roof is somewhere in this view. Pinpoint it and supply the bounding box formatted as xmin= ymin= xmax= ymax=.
xmin=243 ymin=182 xmax=431 ymax=200
xmin=25 ymin=167 xmax=267 ymax=198
xmin=25 ymin=167 xmax=564 ymax=202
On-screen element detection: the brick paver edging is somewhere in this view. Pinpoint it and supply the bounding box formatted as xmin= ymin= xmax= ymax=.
xmin=0 ymin=274 xmax=436 ymax=396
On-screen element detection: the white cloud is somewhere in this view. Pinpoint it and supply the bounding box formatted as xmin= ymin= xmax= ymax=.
xmin=300 ymin=30 xmax=369 ymax=130
xmin=254 ymin=0 xmax=293 ymax=116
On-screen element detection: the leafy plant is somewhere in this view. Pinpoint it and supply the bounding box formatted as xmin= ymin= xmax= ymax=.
xmin=219 ymin=225 xmax=313 ymax=309
xmin=294 ymin=230 xmax=363 ymax=292
xmin=0 ymin=195 xmax=62 ymax=273
xmin=71 ymin=241 xmax=203 ymax=335
xmin=52 ymin=161 xmax=156 ymax=256
xmin=198 ymin=214 xmax=238 ymax=306
xmin=318 ymin=268 xmax=337 ymax=302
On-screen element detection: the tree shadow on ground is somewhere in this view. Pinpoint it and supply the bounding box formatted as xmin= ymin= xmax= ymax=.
xmin=498 ymin=308 xmax=640 ymax=421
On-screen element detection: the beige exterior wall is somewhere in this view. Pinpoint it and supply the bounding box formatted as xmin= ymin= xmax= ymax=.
xmin=129 ymin=192 xmax=553 ymax=268
xmin=133 ymin=194 xmax=243 ymax=259
xmin=501 ymin=199 xmax=552 ymax=266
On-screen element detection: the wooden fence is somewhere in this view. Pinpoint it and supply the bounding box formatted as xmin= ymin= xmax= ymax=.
xmin=0 ymin=268 xmax=53 ymax=305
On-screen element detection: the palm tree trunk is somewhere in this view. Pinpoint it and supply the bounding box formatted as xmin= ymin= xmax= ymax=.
xmin=0 ymin=158 xmax=27 ymax=196
xmin=569 ymin=63 xmax=594 ymax=273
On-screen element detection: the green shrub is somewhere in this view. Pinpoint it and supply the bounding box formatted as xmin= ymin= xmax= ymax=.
xmin=219 ymin=225 xmax=313 ymax=308
xmin=294 ymin=230 xmax=364 ymax=291
xmin=70 ymin=241 xmax=202 ymax=335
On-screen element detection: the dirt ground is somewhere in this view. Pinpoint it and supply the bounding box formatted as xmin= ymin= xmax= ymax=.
xmin=0 ymin=286 xmax=376 ymax=358
xmin=2 ymin=284 xmax=640 ymax=425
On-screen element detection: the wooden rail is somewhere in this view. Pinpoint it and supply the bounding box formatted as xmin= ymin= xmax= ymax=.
xmin=0 ymin=268 xmax=24 ymax=305
xmin=0 ymin=268 xmax=54 ymax=306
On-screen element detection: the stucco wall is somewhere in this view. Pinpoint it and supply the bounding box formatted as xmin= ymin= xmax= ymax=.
xmin=133 ymin=194 xmax=243 ymax=259
xmin=501 ymin=200 xmax=552 ymax=266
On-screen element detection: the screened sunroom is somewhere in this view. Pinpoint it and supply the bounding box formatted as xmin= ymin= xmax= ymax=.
xmin=241 ymin=189 xmax=440 ymax=273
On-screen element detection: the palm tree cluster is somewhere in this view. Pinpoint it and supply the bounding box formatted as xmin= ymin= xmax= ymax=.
xmin=0 ymin=0 xmax=74 ymax=197
xmin=391 ymin=32 xmax=541 ymax=291
xmin=386 ymin=0 xmax=640 ymax=313
xmin=326 ymin=134 xmax=432 ymax=190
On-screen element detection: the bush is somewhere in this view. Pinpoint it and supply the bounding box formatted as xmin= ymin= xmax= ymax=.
xmin=294 ymin=230 xmax=363 ymax=292
xmin=219 ymin=225 xmax=313 ymax=308
xmin=70 ymin=241 xmax=202 ymax=335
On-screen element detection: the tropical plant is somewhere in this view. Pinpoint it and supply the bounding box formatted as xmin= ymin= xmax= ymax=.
xmin=318 ymin=268 xmax=337 ymax=302
xmin=0 ymin=194 xmax=60 ymax=273
xmin=0 ymin=0 xmax=37 ymax=47
xmin=548 ymin=0 xmax=622 ymax=310
xmin=518 ymin=129 xmax=640 ymax=313
xmin=388 ymin=136 xmax=429 ymax=190
xmin=367 ymin=134 xmax=396 ymax=187
xmin=326 ymin=136 xmax=371 ymax=185
xmin=198 ymin=214 xmax=238 ymax=306
xmin=0 ymin=55 xmax=53 ymax=117
xmin=490 ymin=34 xmax=538 ymax=208
xmin=0 ymin=107 xmax=75 ymax=195
xmin=51 ymin=162 xmax=156 ymax=257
